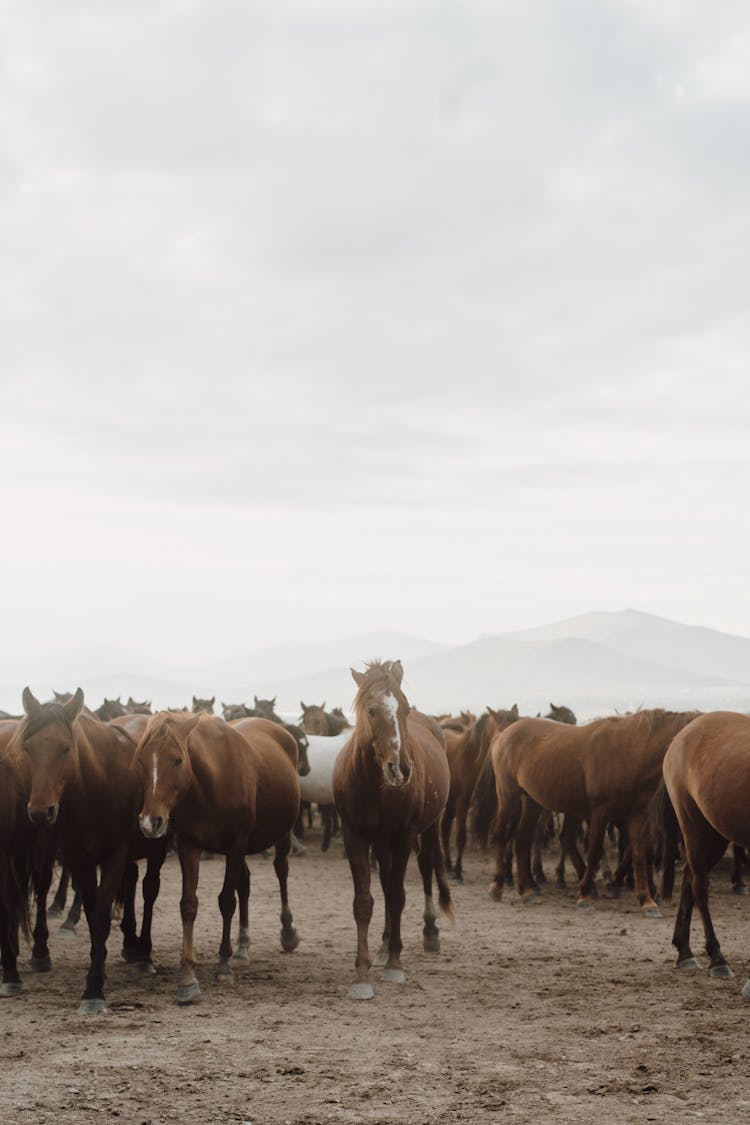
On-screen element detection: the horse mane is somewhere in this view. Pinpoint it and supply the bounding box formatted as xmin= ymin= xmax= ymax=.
xmin=463 ymin=712 xmax=490 ymax=757
xmin=352 ymin=661 xmax=406 ymax=738
xmin=13 ymin=702 xmax=76 ymax=745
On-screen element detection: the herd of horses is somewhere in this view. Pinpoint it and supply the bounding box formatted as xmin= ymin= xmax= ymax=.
xmin=1 ymin=660 xmax=750 ymax=1013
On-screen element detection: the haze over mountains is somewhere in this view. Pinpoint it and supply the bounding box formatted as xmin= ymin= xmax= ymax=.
xmin=2 ymin=611 xmax=749 ymax=720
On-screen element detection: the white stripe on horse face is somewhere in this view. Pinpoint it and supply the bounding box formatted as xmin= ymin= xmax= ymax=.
xmin=152 ymin=750 xmax=159 ymax=797
xmin=382 ymin=693 xmax=401 ymax=753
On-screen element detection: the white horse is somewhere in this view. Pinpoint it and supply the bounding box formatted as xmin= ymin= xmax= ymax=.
xmin=299 ymin=731 xmax=351 ymax=849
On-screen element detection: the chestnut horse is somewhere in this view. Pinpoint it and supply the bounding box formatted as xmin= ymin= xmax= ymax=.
xmin=14 ymin=689 xmax=167 ymax=1013
xmin=663 ymin=711 xmax=750 ymax=993
xmin=135 ymin=713 xmax=301 ymax=1004
xmin=300 ymin=703 xmax=350 ymax=737
xmin=441 ymin=706 xmax=519 ymax=883
xmin=481 ymin=708 xmax=698 ymax=914
xmin=332 ymin=660 xmax=452 ymax=1000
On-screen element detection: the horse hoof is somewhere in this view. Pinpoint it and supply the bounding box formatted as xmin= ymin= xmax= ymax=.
xmin=59 ymin=923 xmax=77 ymax=938
xmin=133 ymin=961 xmax=157 ymax=975
xmin=176 ymin=982 xmax=201 ymax=1005
xmin=30 ymin=955 xmax=52 ymax=973
xmin=605 ymin=883 xmax=624 ymax=899
xmin=47 ymin=907 xmax=63 ymax=920
xmin=710 ymin=964 xmax=734 ymax=979
xmin=732 ymin=884 xmax=749 ymax=896
xmin=0 ymin=981 xmax=22 ymax=998
xmin=349 ymin=982 xmax=374 ymax=1000
xmin=232 ymin=946 xmax=250 ymax=963
xmin=488 ymin=883 xmax=503 ymax=902
xmin=281 ymin=929 xmax=300 ymax=953
xmin=423 ymin=935 xmax=440 ymax=954
xmin=215 ymin=970 xmax=234 ymax=986
xmin=452 ymin=872 xmax=463 ymax=884
xmin=78 ymin=998 xmax=106 ymax=1015
xmin=643 ymin=906 xmax=662 ymax=918
xmin=678 ymin=957 xmax=703 ymax=972
xmin=577 ymin=899 xmax=594 ymax=911
xmin=742 ymin=980 xmax=750 ymax=999
xmin=521 ymin=893 xmax=541 ymax=906
xmin=381 ymin=968 xmax=406 ymax=984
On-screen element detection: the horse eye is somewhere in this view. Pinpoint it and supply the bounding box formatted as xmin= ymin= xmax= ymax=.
xmin=367 ymin=707 xmax=377 ymax=717
xmin=174 ymin=757 xmax=183 ymax=766
xmin=61 ymin=745 xmax=71 ymax=755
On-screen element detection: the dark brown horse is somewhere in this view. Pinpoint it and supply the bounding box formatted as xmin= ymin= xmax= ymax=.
xmin=134 ymin=712 xmax=301 ymax=1004
xmin=94 ymin=697 xmax=127 ymax=720
xmin=480 ymin=708 xmax=698 ymax=914
xmin=14 ymin=688 xmax=166 ymax=1012
xmin=663 ymin=711 xmax=750 ymax=992
xmin=332 ymin=660 xmax=452 ymax=1000
xmin=441 ymin=706 xmax=519 ymax=883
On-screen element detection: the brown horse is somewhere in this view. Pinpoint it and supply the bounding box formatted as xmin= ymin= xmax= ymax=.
xmin=332 ymin=660 xmax=452 ymax=1000
xmin=663 ymin=711 xmax=750 ymax=992
xmin=0 ymin=718 xmax=58 ymax=996
xmin=14 ymin=688 xmax=167 ymax=1013
xmin=94 ymin=697 xmax=127 ymax=720
xmin=192 ymin=695 xmax=215 ymax=714
xmin=126 ymin=697 xmax=153 ymax=715
xmin=480 ymin=708 xmax=698 ymax=914
xmin=441 ymin=706 xmax=519 ymax=883
xmin=134 ymin=712 xmax=301 ymax=1004
xmin=300 ymin=702 xmax=350 ymax=737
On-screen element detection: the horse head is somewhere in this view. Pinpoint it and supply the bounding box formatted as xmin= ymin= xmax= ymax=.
xmin=299 ymin=702 xmax=329 ymax=735
xmin=351 ymin=660 xmax=411 ymax=787
xmin=192 ymin=695 xmax=215 ymax=714
xmin=21 ymin=687 xmax=84 ymax=825
xmin=133 ymin=712 xmax=201 ymax=838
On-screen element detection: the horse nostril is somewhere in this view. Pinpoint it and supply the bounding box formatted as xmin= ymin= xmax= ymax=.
xmin=46 ymin=806 xmax=56 ymax=823
xmin=153 ymin=816 xmax=164 ymax=835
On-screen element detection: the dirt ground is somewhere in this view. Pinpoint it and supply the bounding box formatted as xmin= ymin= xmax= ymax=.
xmin=1 ymin=831 xmax=750 ymax=1125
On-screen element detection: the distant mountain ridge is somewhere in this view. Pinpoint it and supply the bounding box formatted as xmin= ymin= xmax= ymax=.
xmin=1 ymin=611 xmax=748 ymax=719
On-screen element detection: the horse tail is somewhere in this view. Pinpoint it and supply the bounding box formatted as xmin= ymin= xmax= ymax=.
xmin=656 ymin=778 xmax=681 ymax=905
xmin=472 ymin=755 xmax=498 ymax=850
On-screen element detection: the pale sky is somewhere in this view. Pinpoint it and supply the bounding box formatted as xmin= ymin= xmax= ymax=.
xmin=3 ymin=1 xmax=750 ymax=666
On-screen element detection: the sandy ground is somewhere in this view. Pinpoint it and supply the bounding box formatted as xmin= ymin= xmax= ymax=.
xmin=1 ymin=831 xmax=750 ymax=1125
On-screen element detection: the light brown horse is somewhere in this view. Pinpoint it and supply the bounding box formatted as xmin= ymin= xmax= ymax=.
xmin=332 ymin=660 xmax=452 ymax=1000
xmin=481 ymin=708 xmax=698 ymax=914
xmin=663 ymin=711 xmax=750 ymax=993
xmin=13 ymin=688 xmax=167 ymax=1012
xmin=134 ymin=712 xmax=301 ymax=1004
xmin=441 ymin=706 xmax=519 ymax=883
xmin=300 ymin=702 xmax=350 ymax=737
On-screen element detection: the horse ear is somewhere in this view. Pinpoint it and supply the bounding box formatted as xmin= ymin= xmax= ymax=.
xmin=511 ymin=704 xmax=519 ymax=718
xmin=300 ymin=701 xmax=307 ymax=712
xmin=210 ymin=696 xmax=215 ymax=706
xmin=391 ymin=660 xmax=404 ymax=685
xmin=486 ymin=705 xmax=496 ymax=718
xmin=63 ymin=688 xmax=84 ymax=724
xmin=271 ymin=697 xmax=276 ymax=707
xmin=321 ymin=701 xmax=326 ymax=711
xmin=254 ymin=696 xmax=259 ymax=706
xmin=22 ymin=686 xmax=42 ymax=717
xmin=351 ymin=668 xmax=366 ymax=687
xmin=192 ymin=696 xmax=197 ymax=705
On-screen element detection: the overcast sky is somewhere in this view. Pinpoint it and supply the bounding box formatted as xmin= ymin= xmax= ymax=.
xmin=3 ymin=1 xmax=750 ymax=667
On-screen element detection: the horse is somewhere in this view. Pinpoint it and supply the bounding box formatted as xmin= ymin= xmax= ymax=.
xmin=222 ymin=702 xmax=252 ymax=721
xmin=300 ymin=703 xmax=351 ymax=737
xmin=662 ymin=711 xmax=750 ymax=992
xmin=479 ymin=708 xmax=698 ymax=914
xmin=14 ymin=688 xmax=167 ymax=1012
xmin=0 ymin=718 xmax=59 ymax=997
xmin=332 ymin=660 xmax=452 ymax=1000
xmin=134 ymin=712 xmax=301 ymax=1004
xmin=94 ymin=697 xmax=127 ymax=720
xmin=192 ymin=696 xmax=215 ymax=714
xmin=126 ymin=697 xmax=153 ymax=715
xmin=441 ymin=706 xmax=519 ymax=883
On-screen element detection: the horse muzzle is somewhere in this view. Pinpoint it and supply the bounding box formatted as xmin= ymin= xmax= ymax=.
xmin=28 ymin=803 xmax=58 ymax=826
xmin=384 ymin=761 xmax=407 ymax=787
xmin=139 ymin=812 xmax=168 ymax=838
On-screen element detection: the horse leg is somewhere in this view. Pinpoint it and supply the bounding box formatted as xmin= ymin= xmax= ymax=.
xmin=515 ymin=797 xmax=543 ymax=902
xmin=454 ymin=795 xmax=470 ymax=884
xmin=0 ymin=855 xmax=24 ymax=997
xmin=321 ymin=805 xmax=333 ymax=852
xmin=381 ymin=835 xmax=411 ymax=983
xmin=731 ymin=844 xmax=748 ymax=895
xmin=216 ymin=849 xmax=244 ymax=984
xmin=488 ymin=784 xmax=523 ymax=902
xmin=343 ymin=825 xmax=375 ymax=999
xmin=232 ymin=861 xmax=251 ymax=962
xmin=30 ymin=833 xmax=55 ymax=972
xmin=273 ymin=833 xmax=300 ymax=952
xmin=689 ymin=827 xmax=734 ymax=978
xmin=176 ymin=840 xmax=202 ymax=1004
xmin=577 ymin=808 xmax=608 ymax=907
xmin=79 ymin=851 xmax=127 ymax=1014
xmin=441 ymin=795 xmax=455 ymax=875
xmin=372 ymin=839 xmax=392 ymax=967
xmin=417 ymin=823 xmax=442 ymax=953
xmin=625 ymin=812 xmax=661 ymax=916
xmin=119 ymin=859 xmax=139 ymax=961
xmin=133 ymin=840 xmax=167 ymax=972
xmin=48 ymin=863 xmax=69 ymax=919
xmin=532 ymin=808 xmax=552 ymax=886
